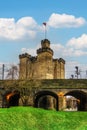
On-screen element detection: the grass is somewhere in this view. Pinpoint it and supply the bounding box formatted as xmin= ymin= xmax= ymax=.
xmin=0 ymin=107 xmax=87 ymax=130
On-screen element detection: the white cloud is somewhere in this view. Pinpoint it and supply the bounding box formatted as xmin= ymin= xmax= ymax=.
xmin=47 ymin=13 xmax=86 ymax=28
xmin=51 ymin=40 xmax=87 ymax=58
xmin=21 ymin=47 xmax=36 ymax=56
xmin=0 ymin=17 xmax=39 ymax=41
xmin=67 ymin=34 xmax=87 ymax=49
xmin=21 ymin=42 xmax=41 ymax=55
xmin=51 ymin=43 xmax=65 ymax=58
xmin=51 ymin=43 xmax=64 ymax=51
xmin=0 ymin=15 xmax=86 ymax=59
xmin=51 ymin=44 xmax=73 ymax=58
xmin=0 ymin=14 xmax=86 ymax=42
xmin=68 ymin=49 xmax=87 ymax=57
xmin=55 ymin=34 xmax=87 ymax=57
xmin=21 ymin=36 xmax=87 ymax=60
xmin=17 ymin=17 xmax=37 ymax=28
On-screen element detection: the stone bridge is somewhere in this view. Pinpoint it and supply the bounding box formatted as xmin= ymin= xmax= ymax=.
xmin=0 ymin=79 xmax=87 ymax=111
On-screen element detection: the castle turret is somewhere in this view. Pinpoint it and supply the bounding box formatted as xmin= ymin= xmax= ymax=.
xmin=58 ymin=58 xmax=65 ymax=79
xmin=36 ymin=39 xmax=54 ymax=79
xmin=41 ymin=39 xmax=50 ymax=48
xmin=19 ymin=53 xmax=30 ymax=79
xmin=37 ymin=39 xmax=53 ymax=61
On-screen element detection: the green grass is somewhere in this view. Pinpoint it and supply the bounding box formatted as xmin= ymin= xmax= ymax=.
xmin=0 ymin=107 xmax=87 ymax=130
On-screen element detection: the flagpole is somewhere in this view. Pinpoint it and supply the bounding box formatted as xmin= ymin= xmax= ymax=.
xmin=45 ymin=25 xmax=46 ymax=39
xmin=43 ymin=22 xmax=47 ymax=39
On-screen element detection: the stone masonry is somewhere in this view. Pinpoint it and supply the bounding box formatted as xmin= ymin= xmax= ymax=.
xmin=19 ymin=39 xmax=65 ymax=79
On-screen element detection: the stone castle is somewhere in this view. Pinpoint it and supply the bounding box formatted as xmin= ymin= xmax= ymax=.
xmin=19 ymin=39 xmax=65 ymax=79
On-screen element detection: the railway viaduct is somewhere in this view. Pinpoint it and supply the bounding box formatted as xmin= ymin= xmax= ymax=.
xmin=0 ymin=79 xmax=87 ymax=111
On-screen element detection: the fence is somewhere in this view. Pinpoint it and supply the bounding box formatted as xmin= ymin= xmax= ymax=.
xmin=0 ymin=63 xmax=87 ymax=79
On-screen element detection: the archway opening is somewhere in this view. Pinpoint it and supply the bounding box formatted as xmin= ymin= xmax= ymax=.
xmin=64 ymin=90 xmax=87 ymax=111
xmin=34 ymin=91 xmax=59 ymax=111
xmin=6 ymin=91 xmax=20 ymax=107
xmin=64 ymin=96 xmax=78 ymax=111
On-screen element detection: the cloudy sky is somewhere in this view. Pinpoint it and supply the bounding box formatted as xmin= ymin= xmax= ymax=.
xmin=0 ymin=0 xmax=87 ymax=78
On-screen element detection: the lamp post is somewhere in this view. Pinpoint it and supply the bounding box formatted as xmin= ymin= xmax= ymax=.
xmin=2 ymin=64 xmax=5 ymax=80
xmin=75 ymin=66 xmax=79 ymax=79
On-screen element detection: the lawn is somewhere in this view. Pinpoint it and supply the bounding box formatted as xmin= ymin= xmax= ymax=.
xmin=0 ymin=107 xmax=87 ymax=130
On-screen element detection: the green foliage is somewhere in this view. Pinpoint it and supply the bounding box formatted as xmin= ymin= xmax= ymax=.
xmin=1 ymin=79 xmax=87 ymax=89
xmin=0 ymin=107 xmax=87 ymax=130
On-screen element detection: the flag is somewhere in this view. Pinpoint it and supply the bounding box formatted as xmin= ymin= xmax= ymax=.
xmin=43 ymin=22 xmax=46 ymax=26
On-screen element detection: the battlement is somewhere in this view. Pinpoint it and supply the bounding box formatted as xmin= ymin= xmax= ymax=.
xmin=41 ymin=39 xmax=50 ymax=48
xmin=19 ymin=39 xmax=65 ymax=79
xmin=19 ymin=53 xmax=31 ymax=59
xmin=58 ymin=58 xmax=65 ymax=64
xmin=30 ymin=56 xmax=37 ymax=62
xmin=37 ymin=47 xmax=53 ymax=55
xmin=37 ymin=39 xmax=53 ymax=56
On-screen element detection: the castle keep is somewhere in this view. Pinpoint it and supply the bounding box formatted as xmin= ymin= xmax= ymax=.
xmin=1 ymin=39 xmax=87 ymax=111
xmin=19 ymin=39 xmax=65 ymax=79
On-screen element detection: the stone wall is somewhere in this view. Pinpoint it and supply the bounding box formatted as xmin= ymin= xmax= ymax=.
xmin=19 ymin=39 xmax=65 ymax=80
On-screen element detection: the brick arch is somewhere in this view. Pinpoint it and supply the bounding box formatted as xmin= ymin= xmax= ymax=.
xmin=34 ymin=90 xmax=59 ymax=111
xmin=4 ymin=90 xmax=20 ymax=108
xmin=64 ymin=90 xmax=87 ymax=111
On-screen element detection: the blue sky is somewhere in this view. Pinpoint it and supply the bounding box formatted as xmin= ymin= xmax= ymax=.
xmin=0 ymin=0 xmax=87 ymax=78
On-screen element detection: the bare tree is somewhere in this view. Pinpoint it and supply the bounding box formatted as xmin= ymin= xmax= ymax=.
xmin=6 ymin=64 xmax=19 ymax=79
xmin=18 ymin=80 xmax=41 ymax=106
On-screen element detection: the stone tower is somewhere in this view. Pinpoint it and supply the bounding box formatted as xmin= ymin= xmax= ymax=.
xmin=19 ymin=39 xmax=65 ymax=79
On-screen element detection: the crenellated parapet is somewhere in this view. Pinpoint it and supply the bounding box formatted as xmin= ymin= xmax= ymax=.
xmin=37 ymin=47 xmax=53 ymax=55
xmin=19 ymin=39 xmax=65 ymax=79
xmin=19 ymin=53 xmax=31 ymax=59
xmin=37 ymin=39 xmax=54 ymax=56
xmin=58 ymin=58 xmax=65 ymax=64
xmin=41 ymin=39 xmax=50 ymax=48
